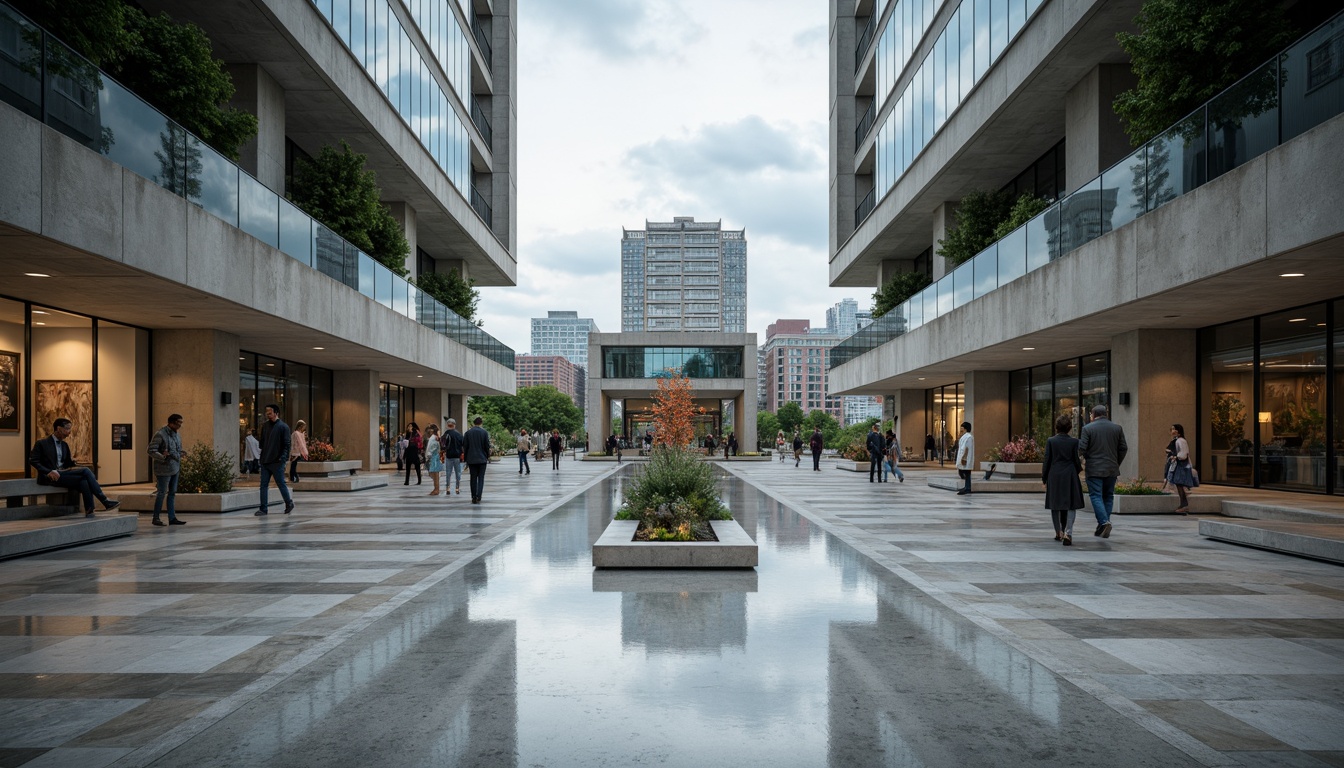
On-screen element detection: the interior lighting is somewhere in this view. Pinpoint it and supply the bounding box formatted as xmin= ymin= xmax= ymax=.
xmin=33 ymin=322 xmax=44 ymax=326
xmin=24 ymin=273 xmax=49 ymax=278
xmin=32 ymin=310 xmax=47 ymax=315
xmin=1022 ymin=347 xmax=1035 ymax=351
xmin=1279 ymin=273 xmax=1304 ymax=277
xmin=312 ymin=346 xmax=325 ymax=350
xmin=1289 ymin=318 xmax=1306 ymax=323
xmin=1258 ymin=412 xmax=1272 ymax=423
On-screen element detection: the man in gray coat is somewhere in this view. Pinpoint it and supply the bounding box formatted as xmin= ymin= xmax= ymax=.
xmin=148 ymin=414 xmax=186 ymax=526
xmin=1079 ymin=404 xmax=1127 ymax=538
xmin=463 ymin=416 xmax=491 ymax=504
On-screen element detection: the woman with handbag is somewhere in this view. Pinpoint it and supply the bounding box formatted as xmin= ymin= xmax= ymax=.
xmin=425 ymin=424 xmax=443 ymax=495
xmin=1165 ymin=424 xmax=1198 ymax=514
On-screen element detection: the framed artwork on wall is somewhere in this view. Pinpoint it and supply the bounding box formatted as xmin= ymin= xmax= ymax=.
xmin=0 ymin=351 xmax=18 ymax=432
xmin=35 ymin=380 xmax=93 ymax=465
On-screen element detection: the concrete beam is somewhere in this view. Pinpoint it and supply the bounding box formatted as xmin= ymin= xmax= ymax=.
xmin=1064 ymin=64 xmax=1137 ymax=193
xmin=227 ymin=63 xmax=286 ymax=192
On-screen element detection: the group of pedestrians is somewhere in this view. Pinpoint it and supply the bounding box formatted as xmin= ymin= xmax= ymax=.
xmin=865 ymin=423 xmax=904 ymax=483
xmin=396 ymin=417 xmax=496 ymax=504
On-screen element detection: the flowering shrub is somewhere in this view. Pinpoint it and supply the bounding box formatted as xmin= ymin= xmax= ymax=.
xmin=841 ymin=444 xmax=870 ymax=461
xmin=307 ymin=440 xmax=345 ymax=462
xmin=985 ymin=435 xmax=1042 ymax=463
xmin=615 ymin=446 xmax=730 ymax=541
xmin=1115 ymin=477 xmax=1167 ymax=495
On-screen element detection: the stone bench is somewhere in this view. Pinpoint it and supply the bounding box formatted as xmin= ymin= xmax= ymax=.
xmin=295 ymin=460 xmax=364 ymax=478
xmin=0 ymin=478 xmax=80 ymax=514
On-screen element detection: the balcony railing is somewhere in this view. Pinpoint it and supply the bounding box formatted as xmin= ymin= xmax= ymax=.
xmin=472 ymin=17 xmax=492 ymax=68
xmin=0 ymin=1 xmax=514 ymax=370
xmin=471 ymin=98 xmax=492 ymax=147
xmin=831 ymin=10 xmax=1344 ymax=370
xmin=471 ymin=185 xmax=493 ymax=227
xmin=855 ymin=100 xmax=876 ymax=147
xmin=855 ymin=14 xmax=876 ymax=73
xmin=854 ymin=188 xmax=876 ymax=231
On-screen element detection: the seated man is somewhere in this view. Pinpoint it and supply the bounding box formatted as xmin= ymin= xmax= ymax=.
xmin=29 ymin=418 xmax=120 ymax=517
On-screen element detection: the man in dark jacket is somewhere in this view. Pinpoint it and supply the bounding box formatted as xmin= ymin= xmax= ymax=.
xmin=255 ymin=404 xmax=294 ymax=516
xmin=809 ymin=428 xmax=824 ymax=471
xmin=29 ymin=417 xmax=120 ymax=517
xmin=1079 ymin=404 xmax=1127 ymax=538
xmin=463 ymin=416 xmax=491 ymax=504
xmin=442 ymin=418 xmax=465 ymax=495
xmin=866 ymin=423 xmax=886 ymax=482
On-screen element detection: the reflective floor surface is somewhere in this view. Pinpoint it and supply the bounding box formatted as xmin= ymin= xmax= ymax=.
xmin=141 ymin=471 xmax=1199 ymax=767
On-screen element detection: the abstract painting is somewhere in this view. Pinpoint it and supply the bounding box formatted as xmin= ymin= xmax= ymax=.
xmin=35 ymin=380 xmax=93 ymax=464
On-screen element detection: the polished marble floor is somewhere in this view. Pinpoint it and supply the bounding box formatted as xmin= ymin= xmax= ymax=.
xmin=0 ymin=458 xmax=1339 ymax=767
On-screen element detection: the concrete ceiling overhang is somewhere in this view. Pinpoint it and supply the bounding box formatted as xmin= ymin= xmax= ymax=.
xmin=138 ymin=0 xmax=514 ymax=286
xmin=829 ymin=235 xmax=1344 ymax=395
xmin=832 ymin=0 xmax=1141 ymax=287
xmin=0 ymin=225 xmax=510 ymax=394
xmin=597 ymin=382 xmax=754 ymax=400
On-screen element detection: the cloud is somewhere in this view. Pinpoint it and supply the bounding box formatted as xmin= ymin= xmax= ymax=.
xmin=521 ymin=0 xmax=706 ymax=61
xmin=522 ymin=228 xmax=622 ymax=276
xmin=627 ymin=115 xmax=819 ymax=175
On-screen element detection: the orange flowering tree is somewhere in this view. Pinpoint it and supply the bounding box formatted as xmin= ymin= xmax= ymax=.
xmin=650 ymin=369 xmax=704 ymax=450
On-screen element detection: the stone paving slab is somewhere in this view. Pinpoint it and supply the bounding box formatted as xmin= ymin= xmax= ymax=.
xmin=722 ymin=460 xmax=1344 ymax=768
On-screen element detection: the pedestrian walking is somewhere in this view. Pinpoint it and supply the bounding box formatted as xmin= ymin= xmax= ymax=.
xmin=464 ymin=416 xmax=491 ymax=504
xmin=703 ymin=433 xmax=716 ymax=457
xmin=517 ymin=429 xmax=532 ymax=474
xmin=954 ymin=422 xmax=975 ymax=495
xmin=884 ymin=429 xmax=905 ymax=483
xmin=442 ymin=418 xmax=464 ymax=495
xmin=1079 ymin=404 xmax=1127 ymax=538
xmin=289 ymin=419 xmax=308 ymax=483
xmin=776 ymin=431 xmax=786 ymax=462
xmin=1165 ymin=424 xmax=1198 ymax=514
xmin=148 ymin=413 xmax=185 ymax=526
xmin=809 ymin=428 xmax=823 ymax=471
xmin=607 ymin=432 xmax=622 ymax=462
xmin=403 ymin=423 xmax=423 ymax=486
xmin=549 ymin=429 xmax=563 ymax=470
xmin=243 ymin=428 xmax=260 ymax=474
xmin=1042 ymin=415 xmax=1083 ymax=545
xmin=396 ymin=431 xmax=408 ymax=471
xmin=792 ymin=431 xmax=803 ymax=467
xmin=254 ymin=404 xmax=294 ymax=516
xmin=425 ymin=424 xmax=443 ymax=495
xmin=866 ymin=423 xmax=885 ymax=482
xmin=29 ymin=418 xmax=121 ymax=517
xmin=728 ymin=433 xmax=737 ymax=457
xmin=924 ymin=433 xmax=936 ymax=461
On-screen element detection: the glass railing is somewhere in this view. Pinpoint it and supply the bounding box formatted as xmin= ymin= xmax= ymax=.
xmin=471 ymin=186 xmax=493 ymax=228
xmin=0 ymin=1 xmax=514 ymax=370
xmin=831 ymin=10 xmax=1344 ymax=369
xmin=472 ymin=17 xmax=492 ymax=68
xmin=855 ymin=13 xmax=876 ymax=73
xmin=856 ymin=100 xmax=876 ymax=148
xmin=471 ymin=98 xmax=492 ymax=148
xmin=854 ymin=188 xmax=876 ymax=230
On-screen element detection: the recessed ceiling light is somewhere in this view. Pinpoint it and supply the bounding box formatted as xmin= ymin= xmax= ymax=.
xmin=33 ymin=322 xmax=45 ymax=326
xmin=265 ymin=363 xmax=275 ymax=367
xmin=1317 ymin=323 xmax=1327 ymax=327
xmin=918 ymin=377 xmax=926 ymax=380
xmin=1022 ymin=347 xmax=1035 ymax=351
xmin=416 ymin=375 xmax=424 ymax=378
xmin=1279 ymin=273 xmax=1304 ymax=277
xmin=1289 ymin=318 xmax=1306 ymax=322
xmin=1067 ymin=364 xmax=1076 ymax=368
xmin=312 ymin=346 xmax=325 ymax=350
xmin=24 ymin=273 xmax=49 ymax=278
xmin=32 ymin=310 xmax=47 ymax=315
xmin=239 ymin=357 xmax=246 ymax=360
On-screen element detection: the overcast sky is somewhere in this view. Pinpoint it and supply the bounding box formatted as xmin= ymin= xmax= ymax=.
xmin=476 ymin=0 xmax=863 ymax=354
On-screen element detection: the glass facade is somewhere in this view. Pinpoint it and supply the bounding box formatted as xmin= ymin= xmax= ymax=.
xmin=378 ymin=382 xmax=413 ymax=464
xmin=871 ymin=0 xmax=949 ymax=118
xmin=1199 ymin=300 xmax=1338 ymax=495
xmin=620 ymin=220 xmax=747 ymax=333
xmin=238 ymin=353 xmax=334 ymax=469
xmin=925 ymin=383 xmax=963 ymax=463
xmin=603 ymin=348 xmax=745 ymax=380
xmin=1008 ymin=353 xmax=1110 ymax=446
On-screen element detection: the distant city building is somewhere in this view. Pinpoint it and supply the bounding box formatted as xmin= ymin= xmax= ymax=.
xmin=515 ymin=354 xmax=586 ymax=411
xmin=531 ymin=311 xmax=600 ymax=371
xmin=760 ymin=320 xmax=844 ymax=418
xmin=826 ymin=298 xmax=874 ymax=337
xmin=844 ymin=396 xmax=884 ymax=426
xmin=621 ymin=217 xmax=747 ymax=333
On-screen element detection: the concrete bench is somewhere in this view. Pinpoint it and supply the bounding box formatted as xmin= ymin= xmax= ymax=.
xmin=0 ymin=478 xmax=80 ymax=513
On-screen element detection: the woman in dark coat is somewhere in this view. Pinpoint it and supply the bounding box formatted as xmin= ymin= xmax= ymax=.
xmin=1042 ymin=414 xmax=1084 ymax=545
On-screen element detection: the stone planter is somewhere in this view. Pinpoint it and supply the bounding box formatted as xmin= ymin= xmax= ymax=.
xmin=592 ymin=519 xmax=758 ymax=568
xmin=295 ymin=460 xmax=363 ymax=478
xmin=1086 ymin=493 xmax=1223 ymax=515
xmin=835 ymin=459 xmax=875 ymax=472
xmin=113 ymin=488 xmax=260 ymax=513
xmin=979 ymin=462 xmax=1042 ymax=479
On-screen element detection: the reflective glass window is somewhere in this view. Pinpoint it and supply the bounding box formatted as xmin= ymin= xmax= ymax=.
xmin=990 ymin=0 xmax=1008 ymax=62
xmin=1259 ymin=305 xmax=1327 ymax=492
xmin=974 ymin=0 xmax=990 ymax=81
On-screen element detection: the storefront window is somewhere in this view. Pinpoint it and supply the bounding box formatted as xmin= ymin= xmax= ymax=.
xmin=1335 ymin=300 xmax=1343 ymax=496
xmin=1054 ymin=360 xmax=1080 ymax=436
xmin=1259 ymin=305 xmax=1327 ymax=492
xmin=1008 ymin=354 xmax=1110 ymax=446
xmin=239 ymin=353 xmax=335 ymax=468
xmin=31 ymin=307 xmax=94 ymax=468
xmin=925 ymin=383 xmax=964 ymax=463
xmin=1029 ymin=363 xmax=1052 ymax=445
xmin=1199 ymin=320 xmax=1254 ymax=487
xmin=0 ymin=300 xmax=25 ymax=477
xmin=239 ymin=352 xmax=258 ymax=470
xmin=379 ymin=382 xmax=412 ymax=464
xmin=96 ymin=320 xmax=149 ymax=484
xmin=1008 ymin=369 xmax=1029 ymax=441
xmin=1080 ymin=354 xmax=1109 ymax=434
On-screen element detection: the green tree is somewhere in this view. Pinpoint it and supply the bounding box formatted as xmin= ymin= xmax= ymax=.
xmin=289 ymin=141 xmax=410 ymax=274
xmin=803 ymin=409 xmax=843 ymax=448
xmin=776 ymin=402 xmax=805 ymax=437
xmin=1113 ymin=0 xmax=1294 ymax=145
xmin=835 ymin=418 xmax=880 ymax=454
xmin=992 ymin=193 xmax=1053 ymax=239
xmin=469 ymin=393 xmax=531 ymax=433
xmin=872 ymin=271 xmax=932 ymax=319
xmin=416 ymin=269 xmax=481 ymax=324
xmin=937 ymin=189 xmax=1014 ymax=267
xmin=757 ymin=411 xmax=780 ymax=449
xmin=518 ymin=385 xmax=583 ymax=438
xmin=14 ymin=0 xmax=134 ymax=68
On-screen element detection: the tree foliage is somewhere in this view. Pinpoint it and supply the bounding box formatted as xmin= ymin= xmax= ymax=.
xmin=993 ymin=193 xmax=1053 ymax=239
xmin=1113 ymin=0 xmax=1294 ymax=145
xmin=803 ymin=409 xmax=843 ymax=449
xmin=289 ymin=141 xmax=410 ymax=274
xmin=775 ymin=402 xmax=805 ymax=437
xmin=651 ymin=372 xmax=703 ymax=449
xmin=756 ymin=411 xmax=780 ymax=448
xmin=872 ymin=271 xmax=932 ymax=319
xmin=468 ymin=385 xmax=583 ymax=439
xmin=16 ymin=0 xmax=258 ymax=160
xmin=416 ymin=269 xmax=481 ymax=324
xmin=937 ymin=189 xmax=1014 ymax=267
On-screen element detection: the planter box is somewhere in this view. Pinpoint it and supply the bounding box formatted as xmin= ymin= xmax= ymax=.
xmin=836 ymin=459 xmax=876 ymax=472
xmin=113 ymin=488 xmax=260 ymax=513
xmin=592 ymin=519 xmax=758 ymax=568
xmin=1085 ymin=493 xmax=1223 ymax=515
xmin=979 ymin=462 xmax=1042 ymax=479
xmin=296 ymin=460 xmax=363 ymax=478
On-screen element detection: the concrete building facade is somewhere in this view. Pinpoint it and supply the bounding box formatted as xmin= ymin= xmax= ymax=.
xmin=760 ymin=320 xmax=845 ymax=419
xmin=530 ymin=311 xmax=600 ymax=372
xmin=586 ymin=332 xmax=757 ymax=452
xmin=0 ymin=0 xmax=518 ymax=478
xmin=828 ymin=0 xmax=1344 ymax=492
xmin=621 ymin=217 xmax=747 ymax=334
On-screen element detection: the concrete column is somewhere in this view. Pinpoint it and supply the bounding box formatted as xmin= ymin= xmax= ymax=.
xmin=1109 ymin=329 xmax=1196 ymax=480
xmin=152 ymin=330 xmax=239 ymax=462
xmin=829 ymin=0 xmax=858 ymax=254
xmin=490 ymin=0 xmax=517 ymax=250
xmin=445 ymin=393 xmax=468 ymax=433
xmin=386 ymin=202 xmax=418 ymax=277
xmin=1064 ymin=64 xmax=1138 ymax=193
xmin=893 ymin=389 xmax=926 ymax=459
xmin=931 ymin=201 xmax=958 ymax=280
xmin=413 ymin=387 xmax=449 ymax=435
xmin=964 ymin=370 xmax=1009 ymax=467
xmin=334 ymin=370 xmax=380 ymax=472
xmin=876 ymin=259 xmax=916 ymax=289
xmin=738 ymin=392 xmax=758 ymax=455
xmin=226 ymin=64 xmax=285 ymax=192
